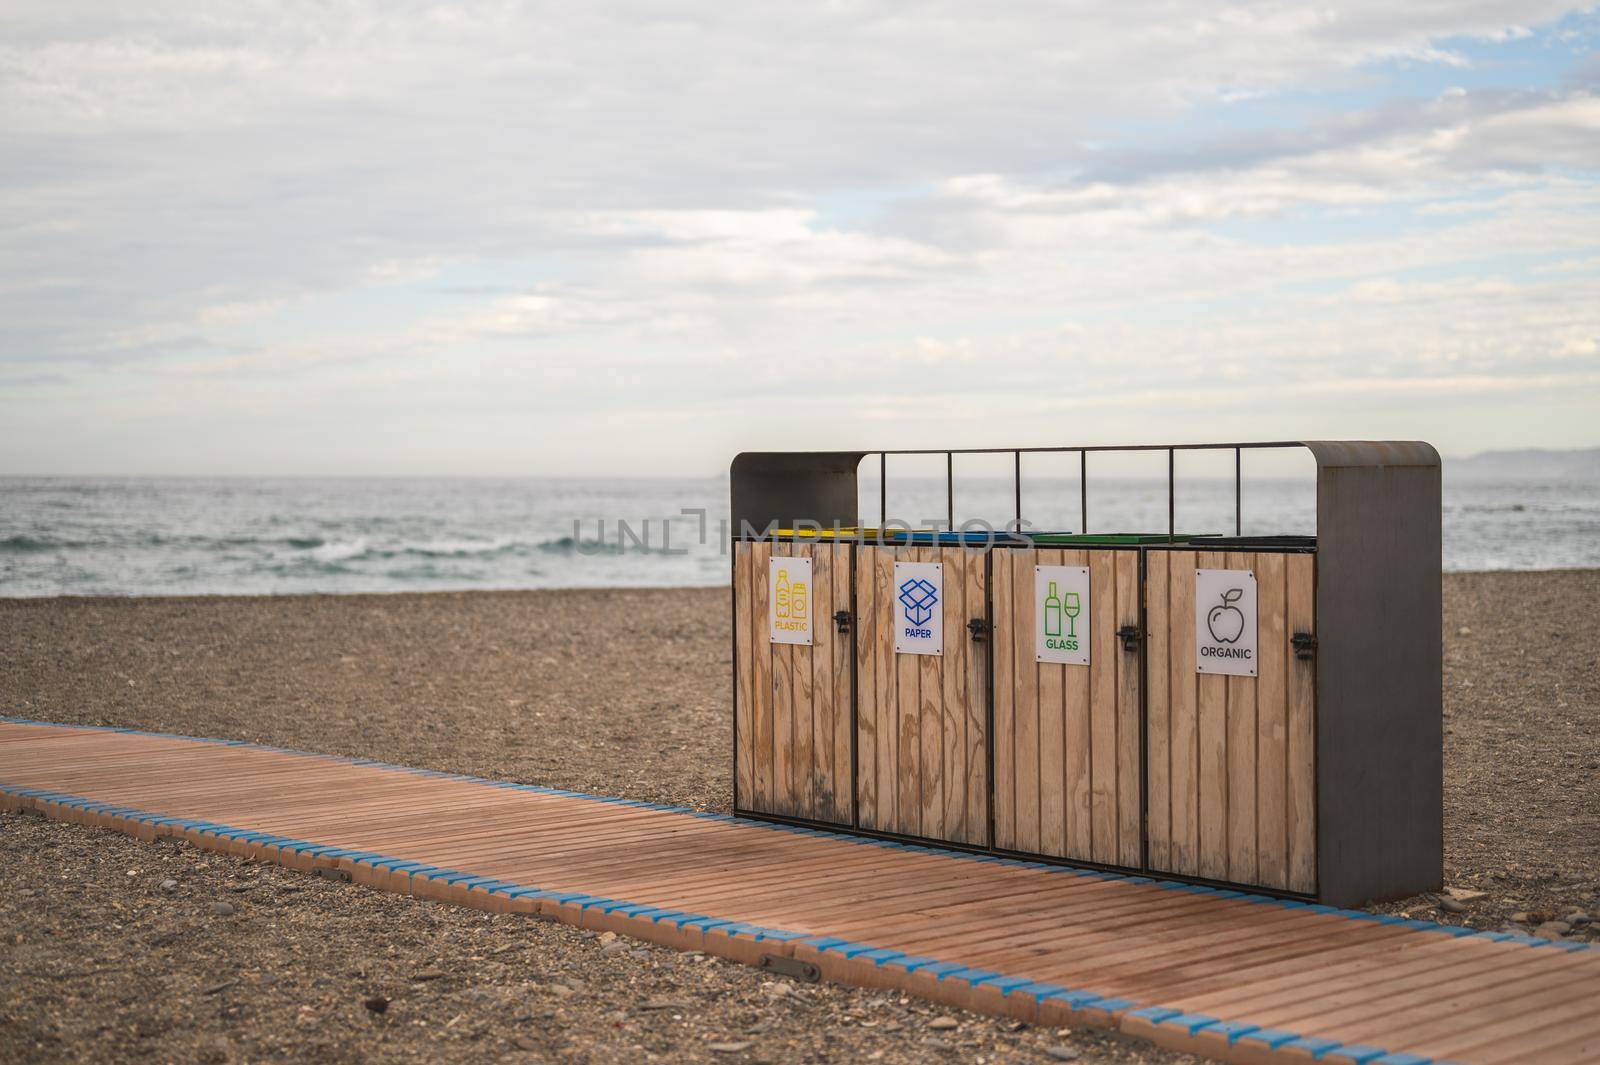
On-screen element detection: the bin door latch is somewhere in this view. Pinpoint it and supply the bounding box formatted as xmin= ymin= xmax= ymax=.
xmin=1116 ymin=625 xmax=1141 ymax=652
xmin=832 ymin=610 xmax=851 ymax=634
xmin=1292 ymin=631 xmax=1317 ymax=660
xmin=967 ymin=617 xmax=988 ymax=642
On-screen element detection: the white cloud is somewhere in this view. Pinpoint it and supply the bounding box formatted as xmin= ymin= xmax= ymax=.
xmin=1 ymin=2 xmax=1597 ymax=473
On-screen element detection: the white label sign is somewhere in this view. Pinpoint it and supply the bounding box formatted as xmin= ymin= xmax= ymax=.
xmin=893 ymin=561 xmax=943 ymax=655
xmin=1195 ymin=568 xmax=1257 ymax=676
xmin=768 ymin=556 xmax=813 ymax=645
xmin=1035 ymin=565 xmax=1090 ymax=665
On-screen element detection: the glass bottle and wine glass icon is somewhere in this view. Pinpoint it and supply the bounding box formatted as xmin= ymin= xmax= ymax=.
xmin=1043 ymin=581 xmax=1080 ymax=639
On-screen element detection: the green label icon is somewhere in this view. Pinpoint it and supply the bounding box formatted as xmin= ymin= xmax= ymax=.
xmin=1035 ymin=565 xmax=1090 ymax=666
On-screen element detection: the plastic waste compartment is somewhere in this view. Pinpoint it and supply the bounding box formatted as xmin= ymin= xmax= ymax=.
xmin=732 ymin=536 xmax=853 ymax=826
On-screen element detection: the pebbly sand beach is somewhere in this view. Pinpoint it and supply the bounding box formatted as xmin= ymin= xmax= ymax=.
xmin=1 ymin=572 xmax=1597 ymax=1063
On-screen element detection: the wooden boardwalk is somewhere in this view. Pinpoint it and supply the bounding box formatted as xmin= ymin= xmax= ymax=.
xmin=3 ymin=718 xmax=1596 ymax=1065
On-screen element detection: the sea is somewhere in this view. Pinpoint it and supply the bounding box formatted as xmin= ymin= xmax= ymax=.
xmin=2 ymin=473 xmax=1597 ymax=597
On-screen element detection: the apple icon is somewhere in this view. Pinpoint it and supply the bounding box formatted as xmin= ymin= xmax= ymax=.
xmin=1208 ymin=588 xmax=1246 ymax=643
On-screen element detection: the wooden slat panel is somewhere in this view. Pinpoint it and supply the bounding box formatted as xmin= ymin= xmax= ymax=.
xmin=750 ymin=539 xmax=774 ymax=812
xmin=1287 ymin=552 xmax=1318 ymax=894
xmin=855 ymin=543 xmax=879 ymax=830
xmin=1012 ymin=546 xmax=1041 ymax=854
xmin=896 ymin=547 xmax=921 ymax=838
xmin=1115 ymin=549 xmax=1141 ymax=869
xmin=875 ymin=545 xmax=898 ymax=835
xmin=1226 ymin=553 xmax=1258 ymax=886
xmin=772 ymin=542 xmax=797 ymax=817
xmin=1144 ymin=549 xmax=1171 ymax=871
xmin=1168 ymin=550 xmax=1199 ymax=874
xmin=1088 ymin=549 xmax=1118 ymax=865
xmin=1037 ymin=548 xmax=1067 ymax=858
xmin=1197 ymin=589 xmax=1230 ymax=883
xmin=1063 ymin=548 xmax=1093 ymax=861
xmin=791 ymin=542 xmax=816 ymax=818
xmin=991 ymin=549 xmax=1016 ymax=850
xmin=831 ymin=545 xmax=853 ymax=826
xmin=810 ymin=543 xmax=835 ymax=822
xmin=733 ymin=542 xmax=754 ymax=811
xmin=963 ymin=549 xmax=988 ymax=847
xmin=939 ymin=548 xmax=967 ymax=844
xmin=920 ymin=546 xmax=946 ymax=842
xmin=1255 ymin=550 xmax=1288 ymax=889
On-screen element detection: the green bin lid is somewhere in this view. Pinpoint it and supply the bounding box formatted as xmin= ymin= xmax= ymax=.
xmin=1027 ymin=532 xmax=1210 ymax=544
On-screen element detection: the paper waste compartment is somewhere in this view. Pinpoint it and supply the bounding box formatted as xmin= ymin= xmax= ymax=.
xmin=732 ymin=538 xmax=853 ymax=825
xmin=854 ymin=542 xmax=989 ymax=847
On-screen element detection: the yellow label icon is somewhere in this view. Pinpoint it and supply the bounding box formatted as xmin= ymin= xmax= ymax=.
xmin=769 ymin=558 xmax=814 ymax=645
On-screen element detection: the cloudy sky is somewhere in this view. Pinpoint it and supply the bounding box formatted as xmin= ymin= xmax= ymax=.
xmin=3 ymin=2 xmax=1598 ymax=476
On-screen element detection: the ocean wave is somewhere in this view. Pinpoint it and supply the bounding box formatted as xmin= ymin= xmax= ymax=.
xmin=0 ymin=534 xmax=67 ymax=552
xmin=536 ymin=534 xmax=683 ymax=556
xmin=299 ymin=537 xmax=525 ymax=563
xmin=310 ymin=539 xmax=369 ymax=563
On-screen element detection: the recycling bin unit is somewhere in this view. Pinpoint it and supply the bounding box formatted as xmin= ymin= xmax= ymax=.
xmin=729 ymin=442 xmax=1442 ymax=906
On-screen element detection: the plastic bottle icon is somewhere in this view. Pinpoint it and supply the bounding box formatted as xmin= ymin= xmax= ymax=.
xmin=1044 ymin=581 xmax=1062 ymax=637
xmin=775 ymin=569 xmax=791 ymax=619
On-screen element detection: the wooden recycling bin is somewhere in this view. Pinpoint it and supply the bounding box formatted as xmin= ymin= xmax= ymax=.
xmin=729 ymin=442 xmax=1442 ymax=907
xmin=731 ymin=538 xmax=853 ymax=826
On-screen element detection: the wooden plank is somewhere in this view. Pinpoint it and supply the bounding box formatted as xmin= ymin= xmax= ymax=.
xmin=750 ymin=539 xmax=774 ymax=813
xmin=963 ymin=548 xmax=987 ymax=847
xmin=1063 ymin=547 xmax=1092 ymax=861
xmin=832 ymin=544 xmax=853 ymax=826
xmin=1037 ymin=548 xmax=1067 ymax=858
xmin=896 ymin=547 xmax=921 ymax=838
xmin=1226 ymin=553 xmax=1258 ymax=886
xmin=1286 ymin=551 xmax=1317 ymax=894
xmin=1144 ymin=549 xmax=1171 ymax=871
xmin=1013 ymin=546 xmax=1041 ymax=854
xmin=791 ymin=542 xmax=816 ymax=819
xmin=1115 ymin=548 xmax=1141 ymax=870
xmin=1168 ymin=550 xmax=1198 ymax=875
xmin=939 ymin=548 xmax=967 ymax=844
xmin=810 ymin=543 xmax=834 ymax=822
xmin=1255 ymin=550 xmax=1288 ymax=889
xmin=1196 ymin=687 xmax=1230 ymax=873
xmin=1088 ymin=549 xmax=1117 ymax=865
xmin=917 ymin=547 xmax=946 ymax=842
xmin=991 ymin=549 xmax=1016 ymax=850
xmin=855 ymin=543 xmax=879 ymax=830
xmin=1195 ymin=551 xmax=1229 ymax=881
xmin=733 ymin=541 xmax=754 ymax=812
xmin=875 ymin=545 xmax=899 ymax=835
xmin=772 ymin=543 xmax=798 ymax=817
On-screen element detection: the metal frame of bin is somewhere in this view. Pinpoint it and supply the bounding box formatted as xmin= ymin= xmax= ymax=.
xmin=729 ymin=441 xmax=1441 ymax=906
